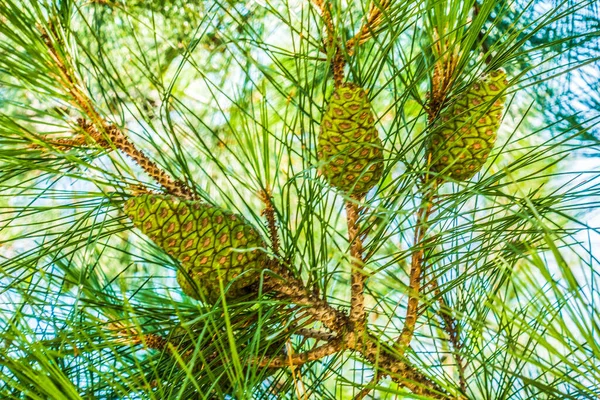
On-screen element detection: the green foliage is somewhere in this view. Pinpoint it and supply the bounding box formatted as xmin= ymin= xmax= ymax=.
xmin=0 ymin=0 xmax=599 ymax=399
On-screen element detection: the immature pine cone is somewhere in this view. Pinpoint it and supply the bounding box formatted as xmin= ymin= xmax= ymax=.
xmin=123 ymin=194 xmax=267 ymax=303
xmin=318 ymin=83 xmax=384 ymax=196
xmin=427 ymin=69 xmax=508 ymax=181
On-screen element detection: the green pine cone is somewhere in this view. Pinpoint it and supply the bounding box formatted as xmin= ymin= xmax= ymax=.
xmin=318 ymin=83 xmax=384 ymax=196
xmin=123 ymin=194 xmax=267 ymax=303
xmin=428 ymin=69 xmax=508 ymax=181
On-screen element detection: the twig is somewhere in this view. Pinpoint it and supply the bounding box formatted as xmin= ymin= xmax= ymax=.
xmin=353 ymin=372 xmax=381 ymax=400
xmin=38 ymin=23 xmax=197 ymax=201
xmin=311 ymin=0 xmax=345 ymax=86
xmin=260 ymin=187 xmax=280 ymax=255
xmin=39 ymin=23 xmax=104 ymax=129
xmin=427 ymin=30 xmax=460 ymax=122
xmin=264 ymin=260 xmax=350 ymax=333
xmin=311 ymin=0 xmax=335 ymax=49
xmin=353 ymin=333 xmax=449 ymax=399
xmin=254 ymin=339 xmax=341 ymax=368
xmin=431 ymin=279 xmax=467 ymax=393
xmin=346 ymin=0 xmax=391 ymax=54
xmin=346 ymin=200 xmax=367 ymax=332
xmin=85 ymin=120 xmax=197 ymax=199
xmin=296 ymin=328 xmax=337 ymax=341
xmin=397 ymin=185 xmax=436 ymax=349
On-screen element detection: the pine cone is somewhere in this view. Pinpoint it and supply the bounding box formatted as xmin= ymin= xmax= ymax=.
xmin=318 ymin=83 xmax=384 ymax=196
xmin=428 ymin=69 xmax=508 ymax=181
xmin=123 ymin=194 xmax=267 ymax=303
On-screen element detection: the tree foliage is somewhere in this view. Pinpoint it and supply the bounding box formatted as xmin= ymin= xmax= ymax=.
xmin=0 ymin=0 xmax=599 ymax=399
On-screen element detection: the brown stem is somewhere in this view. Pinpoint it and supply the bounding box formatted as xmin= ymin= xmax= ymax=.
xmin=346 ymin=0 xmax=391 ymax=54
xmin=264 ymin=261 xmax=350 ymax=333
xmin=93 ymin=121 xmax=196 ymax=199
xmin=427 ymin=30 xmax=460 ymax=123
xmin=353 ymin=333 xmax=449 ymax=399
xmin=38 ymin=24 xmax=197 ymax=201
xmin=332 ymin=49 xmax=346 ymax=88
xmin=260 ymin=187 xmax=280 ymax=255
xmin=346 ymin=200 xmax=367 ymax=332
xmin=40 ymin=24 xmax=104 ymax=129
xmin=312 ymin=0 xmax=335 ymax=48
xmin=431 ymin=279 xmax=467 ymax=393
xmin=144 ymin=333 xmax=170 ymax=351
xmin=311 ymin=0 xmax=345 ymax=86
xmin=397 ymin=187 xmax=436 ymax=349
xmin=254 ymin=339 xmax=342 ymax=368
xmin=296 ymin=328 xmax=337 ymax=341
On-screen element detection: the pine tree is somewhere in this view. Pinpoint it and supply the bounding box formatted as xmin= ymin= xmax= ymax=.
xmin=0 ymin=0 xmax=599 ymax=399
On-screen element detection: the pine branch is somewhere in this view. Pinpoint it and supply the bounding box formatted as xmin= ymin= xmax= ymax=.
xmin=346 ymin=199 xmax=367 ymax=332
xmin=295 ymin=328 xmax=337 ymax=341
xmin=311 ymin=0 xmax=335 ymax=51
xmin=254 ymin=339 xmax=341 ymax=368
xmin=264 ymin=260 xmax=449 ymax=397
xmin=264 ymin=260 xmax=350 ymax=333
xmin=260 ymin=187 xmax=280 ymax=255
xmin=427 ymin=31 xmax=460 ymax=122
xmin=312 ymin=0 xmax=345 ymax=86
xmin=37 ymin=23 xmax=197 ymax=200
xmin=397 ymin=185 xmax=436 ymax=349
xmin=346 ymin=0 xmax=391 ymax=54
xmin=353 ymin=333 xmax=450 ymax=399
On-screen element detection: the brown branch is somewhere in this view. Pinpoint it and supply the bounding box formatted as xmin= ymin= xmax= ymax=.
xmin=86 ymin=120 xmax=196 ymax=200
xmin=397 ymin=186 xmax=436 ymax=349
xmin=345 ymin=0 xmax=391 ymax=54
xmin=264 ymin=261 xmax=350 ymax=333
xmin=346 ymin=200 xmax=367 ymax=332
xmin=332 ymin=49 xmax=346 ymax=88
xmin=312 ymin=0 xmax=335 ymax=49
xmin=260 ymin=187 xmax=280 ymax=255
xmin=144 ymin=333 xmax=170 ymax=351
xmin=38 ymin=24 xmax=197 ymax=201
xmin=427 ymin=30 xmax=460 ymax=122
xmin=431 ymin=279 xmax=467 ymax=393
xmin=352 ymin=333 xmax=449 ymax=399
xmin=253 ymin=339 xmax=342 ymax=368
xmin=295 ymin=328 xmax=337 ymax=342
xmin=39 ymin=24 xmax=104 ymax=128
xmin=311 ymin=0 xmax=345 ymax=86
